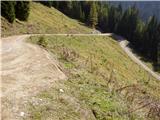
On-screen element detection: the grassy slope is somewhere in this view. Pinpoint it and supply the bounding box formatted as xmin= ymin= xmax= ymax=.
xmin=2 ymin=2 xmax=159 ymax=119
xmin=28 ymin=35 xmax=160 ymax=120
xmin=1 ymin=2 xmax=92 ymax=37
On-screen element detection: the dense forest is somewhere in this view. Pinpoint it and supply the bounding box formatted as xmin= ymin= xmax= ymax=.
xmin=109 ymin=1 xmax=160 ymax=22
xmin=1 ymin=1 xmax=160 ymax=71
xmin=1 ymin=1 xmax=30 ymax=23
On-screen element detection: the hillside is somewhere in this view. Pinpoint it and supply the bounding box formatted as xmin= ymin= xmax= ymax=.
xmin=1 ymin=1 xmax=160 ymax=120
xmin=1 ymin=2 xmax=92 ymax=37
xmin=28 ymin=35 xmax=160 ymax=120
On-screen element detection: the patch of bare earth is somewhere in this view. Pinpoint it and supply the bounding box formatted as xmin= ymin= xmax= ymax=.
xmin=1 ymin=35 xmax=66 ymax=120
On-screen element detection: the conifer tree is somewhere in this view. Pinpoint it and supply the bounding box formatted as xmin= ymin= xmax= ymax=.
xmin=39 ymin=1 xmax=52 ymax=8
xmin=71 ymin=1 xmax=81 ymax=19
xmin=143 ymin=16 xmax=158 ymax=60
xmin=1 ymin=1 xmax=15 ymax=23
xmin=116 ymin=6 xmax=139 ymax=40
xmin=82 ymin=1 xmax=91 ymax=22
xmin=15 ymin=1 xmax=30 ymax=21
xmin=89 ymin=2 xmax=98 ymax=28
xmin=158 ymin=40 xmax=160 ymax=71
xmin=52 ymin=1 xmax=59 ymax=9
xmin=133 ymin=19 xmax=145 ymax=47
xmin=97 ymin=3 xmax=109 ymax=32
xmin=79 ymin=6 xmax=85 ymax=22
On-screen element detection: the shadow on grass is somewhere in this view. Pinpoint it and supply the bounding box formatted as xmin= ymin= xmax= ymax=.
xmin=127 ymin=43 xmax=160 ymax=73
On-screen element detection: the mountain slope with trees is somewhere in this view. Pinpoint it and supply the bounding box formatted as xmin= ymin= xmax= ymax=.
xmin=46 ymin=1 xmax=160 ymax=72
xmin=1 ymin=1 xmax=160 ymax=71
xmin=1 ymin=2 xmax=92 ymax=37
xmin=1 ymin=1 xmax=160 ymax=119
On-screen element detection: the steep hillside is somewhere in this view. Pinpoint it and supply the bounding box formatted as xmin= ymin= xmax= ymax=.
xmin=28 ymin=35 xmax=160 ymax=120
xmin=1 ymin=1 xmax=160 ymax=120
xmin=1 ymin=2 xmax=92 ymax=37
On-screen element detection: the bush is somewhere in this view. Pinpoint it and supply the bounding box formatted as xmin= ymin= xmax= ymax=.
xmin=37 ymin=36 xmax=48 ymax=48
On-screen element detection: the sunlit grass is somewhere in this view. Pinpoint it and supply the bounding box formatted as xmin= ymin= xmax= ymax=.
xmin=27 ymin=35 xmax=160 ymax=120
xmin=1 ymin=2 xmax=92 ymax=37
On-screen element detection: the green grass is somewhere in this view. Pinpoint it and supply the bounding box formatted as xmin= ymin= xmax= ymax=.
xmin=27 ymin=35 xmax=160 ymax=120
xmin=1 ymin=2 xmax=92 ymax=37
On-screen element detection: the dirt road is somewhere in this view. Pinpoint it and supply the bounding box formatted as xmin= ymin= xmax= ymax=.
xmin=1 ymin=35 xmax=66 ymax=120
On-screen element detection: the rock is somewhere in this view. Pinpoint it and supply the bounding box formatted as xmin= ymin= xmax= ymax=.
xmin=20 ymin=112 xmax=25 ymax=117
xmin=59 ymin=89 xmax=64 ymax=93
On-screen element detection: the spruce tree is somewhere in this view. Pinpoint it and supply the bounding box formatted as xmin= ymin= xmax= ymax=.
xmin=79 ymin=6 xmax=85 ymax=22
xmin=15 ymin=1 xmax=30 ymax=21
xmin=143 ymin=16 xmax=158 ymax=60
xmin=39 ymin=1 xmax=52 ymax=8
xmin=133 ymin=19 xmax=145 ymax=48
xmin=97 ymin=3 xmax=109 ymax=32
xmin=82 ymin=1 xmax=91 ymax=22
xmin=72 ymin=1 xmax=80 ymax=19
xmin=1 ymin=1 xmax=15 ymax=23
xmin=158 ymin=41 xmax=160 ymax=71
xmin=52 ymin=1 xmax=59 ymax=9
xmin=116 ymin=6 xmax=139 ymax=40
xmin=89 ymin=2 xmax=98 ymax=28
xmin=108 ymin=6 xmax=116 ymax=32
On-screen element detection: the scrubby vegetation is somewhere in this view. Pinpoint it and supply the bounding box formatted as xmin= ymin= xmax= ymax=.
xmin=37 ymin=36 xmax=47 ymax=48
xmin=28 ymin=35 xmax=160 ymax=120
